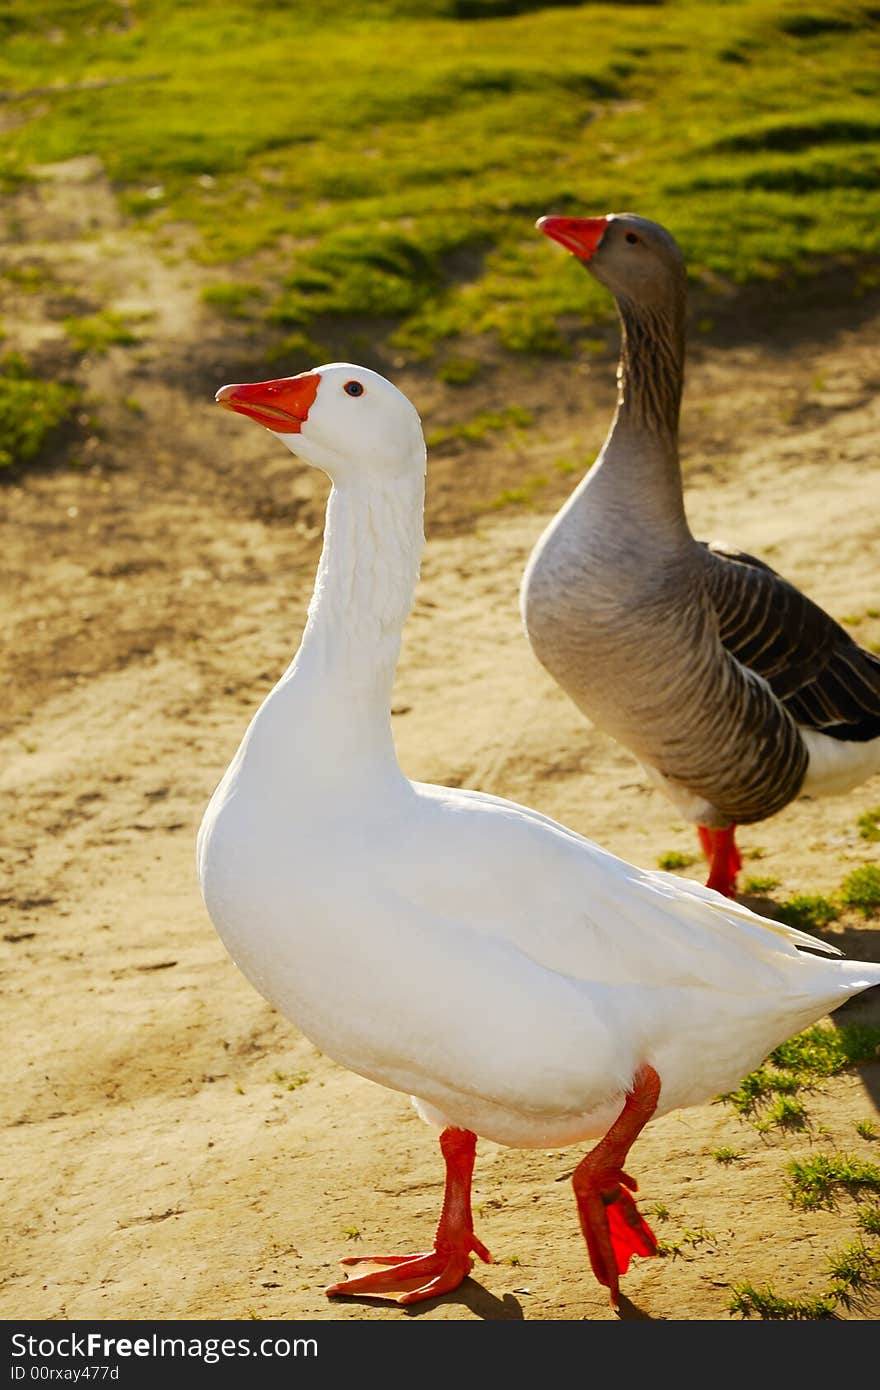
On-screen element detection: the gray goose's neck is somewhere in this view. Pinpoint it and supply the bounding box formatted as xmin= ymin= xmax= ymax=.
xmin=616 ymin=293 xmax=684 ymax=442
xmin=581 ymin=292 xmax=690 ymax=549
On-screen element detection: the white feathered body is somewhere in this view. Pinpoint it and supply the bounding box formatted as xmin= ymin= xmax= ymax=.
xmin=198 ymin=679 xmax=880 ymax=1151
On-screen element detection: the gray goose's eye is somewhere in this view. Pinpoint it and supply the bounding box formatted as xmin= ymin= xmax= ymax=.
xmin=625 ymin=232 xmax=639 ymax=245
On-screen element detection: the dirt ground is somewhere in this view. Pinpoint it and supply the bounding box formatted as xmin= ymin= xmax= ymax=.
xmin=3 ymin=158 xmax=880 ymax=1322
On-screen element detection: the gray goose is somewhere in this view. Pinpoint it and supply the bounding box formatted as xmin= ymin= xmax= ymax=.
xmin=520 ymin=213 xmax=880 ymax=897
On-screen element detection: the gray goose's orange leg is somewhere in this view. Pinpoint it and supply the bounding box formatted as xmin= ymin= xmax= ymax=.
xmin=572 ymin=1063 xmax=662 ymax=1309
xmin=325 ymin=1126 xmax=492 ymax=1305
xmin=698 ymin=824 xmax=741 ymax=898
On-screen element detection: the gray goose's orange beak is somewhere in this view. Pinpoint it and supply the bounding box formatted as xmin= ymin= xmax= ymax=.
xmin=215 ymin=371 xmax=321 ymax=434
xmin=537 ymin=215 xmax=609 ymax=262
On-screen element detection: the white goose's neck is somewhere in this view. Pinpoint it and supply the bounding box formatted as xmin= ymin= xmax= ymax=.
xmin=299 ymin=474 xmax=424 ymax=679
xmin=250 ymin=471 xmax=424 ymax=802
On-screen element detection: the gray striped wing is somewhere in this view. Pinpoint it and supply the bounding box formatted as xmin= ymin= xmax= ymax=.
xmin=701 ymin=542 xmax=880 ymax=743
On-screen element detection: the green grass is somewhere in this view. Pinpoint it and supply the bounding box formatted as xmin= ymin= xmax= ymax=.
xmin=776 ymin=893 xmax=839 ymax=930
xmin=1 ymin=2 xmax=879 ymax=359
xmin=827 ymin=1238 xmax=880 ymax=1309
xmin=1 ymin=262 xmax=58 ymax=294
xmin=647 ymin=1201 xmax=670 ymax=1222
xmin=712 ymin=1146 xmax=743 ymax=1164
xmin=488 ymin=476 xmax=549 ymax=509
xmin=657 ymin=850 xmax=696 ymax=871
xmin=201 ymin=282 xmax=265 ymax=319
xmin=427 ymin=405 xmax=533 ymax=446
xmin=63 ymin=310 xmax=143 ymax=355
xmin=271 ymin=1069 xmax=309 ymax=1091
xmin=437 ymin=356 xmax=482 ymax=386
xmin=857 ymin=808 xmax=880 ymax=842
xmin=722 ymin=1022 xmax=880 ymax=1125
xmin=755 ymin=1094 xmax=809 ymax=1132
xmin=730 ymin=1226 xmax=880 ymax=1318
xmin=771 ymin=1023 xmax=880 ymax=1078
xmin=787 ymin=1152 xmax=880 ymax=1210
xmin=728 ymin=1283 xmax=837 ymax=1319
xmin=839 ymin=864 xmax=880 ymax=916
xmin=0 ymin=351 xmax=79 ymax=468
xmin=656 ymin=1223 xmax=717 ymax=1260
xmin=742 ymin=874 xmax=780 ymax=894
xmin=762 ymin=867 xmax=880 ymax=935
xmin=858 ymin=1205 xmax=880 ymax=1235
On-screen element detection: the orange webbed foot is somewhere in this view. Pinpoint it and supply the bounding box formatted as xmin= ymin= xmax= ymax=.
xmin=326 ymin=1235 xmax=491 ymax=1305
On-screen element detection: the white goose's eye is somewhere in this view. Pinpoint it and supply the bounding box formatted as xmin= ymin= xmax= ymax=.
xmin=344 ymin=380 xmax=365 ymax=397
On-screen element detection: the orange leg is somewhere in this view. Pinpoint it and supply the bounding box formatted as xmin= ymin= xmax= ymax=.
xmin=572 ymin=1064 xmax=662 ymax=1310
xmin=325 ymin=1127 xmax=492 ymax=1305
xmin=697 ymin=824 xmax=741 ymax=898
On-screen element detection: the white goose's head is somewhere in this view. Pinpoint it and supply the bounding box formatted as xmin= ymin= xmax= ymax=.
xmin=537 ymin=212 xmax=687 ymax=315
xmin=216 ymin=362 xmax=425 ymax=484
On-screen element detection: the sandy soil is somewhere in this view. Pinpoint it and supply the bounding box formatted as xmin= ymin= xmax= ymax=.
xmin=3 ymin=158 xmax=880 ymax=1322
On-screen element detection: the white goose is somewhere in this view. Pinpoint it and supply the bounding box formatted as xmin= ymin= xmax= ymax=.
xmin=522 ymin=213 xmax=880 ymax=897
xmin=198 ymin=362 xmax=880 ymax=1310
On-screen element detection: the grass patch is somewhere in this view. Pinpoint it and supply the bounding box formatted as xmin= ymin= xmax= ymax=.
xmin=728 ymin=1283 xmax=837 ymax=1319
xmin=64 ymin=311 xmax=142 ymax=355
xmin=755 ymin=1095 xmax=809 ymax=1133
xmin=787 ymin=1152 xmax=880 ymax=1211
xmin=488 ymin=477 xmax=548 ymax=509
xmin=741 ymin=874 xmax=780 ymax=894
xmin=839 ymin=865 xmax=880 ymax=916
xmin=437 ymin=356 xmax=481 ymax=386
xmin=272 ymin=1069 xmax=309 ymax=1091
xmin=771 ymin=1023 xmax=880 ymax=1078
xmin=724 ymin=1063 xmax=800 ymax=1118
xmin=776 ymin=893 xmax=838 ymax=930
xmin=858 ymin=1206 xmax=880 ymax=1236
xmin=857 ymin=809 xmax=880 ymax=842
xmin=657 ymin=850 xmax=695 ymax=871
xmin=827 ymin=1239 xmax=880 ymax=1310
xmin=0 ymin=351 xmax=79 ymax=469
xmin=656 ymin=1224 xmax=717 ymax=1260
xmin=722 ymin=1022 xmax=880 ymax=1125
xmin=201 ymin=282 xmax=265 ymax=319
xmin=1 ymin=2 xmax=879 ymax=358
xmin=427 ymin=404 xmax=532 ymax=447
xmin=730 ymin=1225 xmax=880 ymax=1319
xmin=712 ymin=1147 xmax=743 ymax=1165
xmin=1 ymin=261 xmax=58 ymax=294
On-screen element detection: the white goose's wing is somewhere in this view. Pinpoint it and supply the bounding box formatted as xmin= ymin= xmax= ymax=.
xmin=384 ymin=781 xmax=843 ymax=1000
xmin=334 ymin=779 xmax=876 ymax=1138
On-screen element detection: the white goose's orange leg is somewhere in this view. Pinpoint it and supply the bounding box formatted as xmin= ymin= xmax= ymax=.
xmin=325 ymin=1126 xmax=492 ymax=1305
xmin=572 ymin=1064 xmax=661 ymax=1310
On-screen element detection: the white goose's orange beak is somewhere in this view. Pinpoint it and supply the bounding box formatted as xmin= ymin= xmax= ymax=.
xmin=537 ymin=215 xmax=609 ymax=262
xmin=215 ymin=371 xmax=321 ymax=434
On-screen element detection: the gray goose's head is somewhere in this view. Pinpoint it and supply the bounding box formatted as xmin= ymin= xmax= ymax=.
xmin=537 ymin=213 xmax=687 ymax=318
